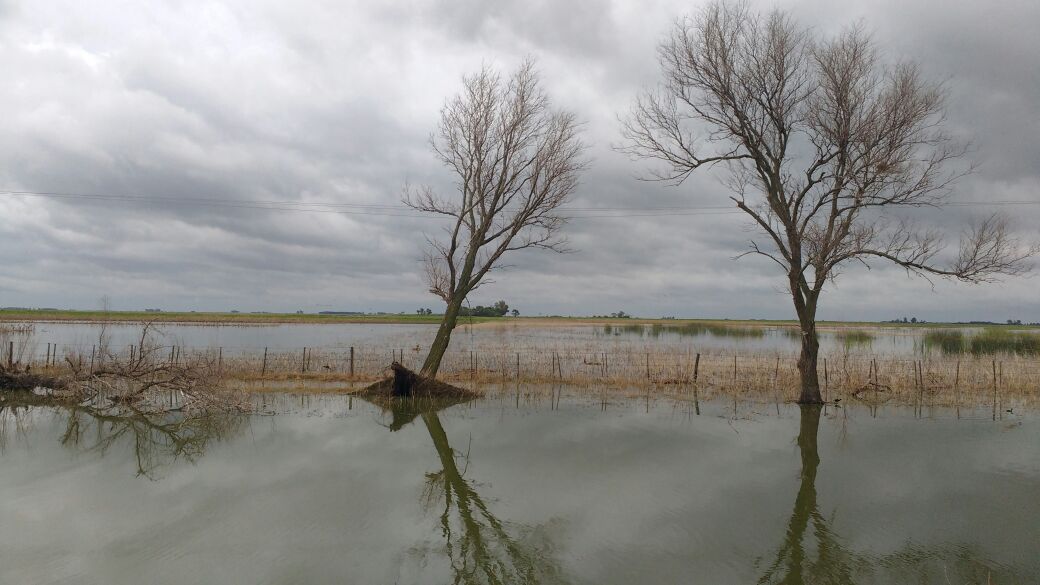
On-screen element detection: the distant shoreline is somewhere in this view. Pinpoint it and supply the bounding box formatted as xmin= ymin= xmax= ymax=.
xmin=1 ymin=310 xmax=1036 ymax=330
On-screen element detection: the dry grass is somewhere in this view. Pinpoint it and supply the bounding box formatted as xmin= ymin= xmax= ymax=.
xmin=6 ymin=326 xmax=1038 ymax=411
xmin=200 ymin=345 xmax=1040 ymax=411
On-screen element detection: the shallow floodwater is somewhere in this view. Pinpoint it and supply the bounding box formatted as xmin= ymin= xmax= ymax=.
xmin=1 ymin=394 xmax=1037 ymax=584
xmin=2 ymin=320 xmax=970 ymax=360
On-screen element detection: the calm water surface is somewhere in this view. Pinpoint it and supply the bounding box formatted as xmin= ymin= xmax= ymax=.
xmin=1 ymin=393 xmax=1037 ymax=584
xmin=3 ymin=321 xmax=964 ymax=358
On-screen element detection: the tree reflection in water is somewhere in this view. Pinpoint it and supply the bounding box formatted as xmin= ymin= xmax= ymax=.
xmin=758 ymin=405 xmax=1023 ymax=584
xmin=377 ymin=397 xmax=568 ymax=585
xmin=0 ymin=394 xmax=245 ymax=478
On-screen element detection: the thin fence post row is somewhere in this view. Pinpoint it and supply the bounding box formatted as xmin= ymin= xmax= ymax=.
xmin=17 ymin=340 xmax=1040 ymax=398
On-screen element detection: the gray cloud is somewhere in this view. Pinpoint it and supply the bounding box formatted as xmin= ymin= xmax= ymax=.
xmin=0 ymin=0 xmax=1036 ymax=320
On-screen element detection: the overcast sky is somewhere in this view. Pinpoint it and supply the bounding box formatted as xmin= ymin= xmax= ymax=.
xmin=0 ymin=0 xmax=1037 ymax=321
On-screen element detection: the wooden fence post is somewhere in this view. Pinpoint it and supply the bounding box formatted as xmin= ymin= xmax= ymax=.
xmin=992 ymin=359 xmax=998 ymax=420
xmin=261 ymin=347 xmax=268 ymax=376
xmin=693 ymin=353 xmax=701 ymax=383
xmin=349 ymin=346 xmax=355 ymax=377
xmin=89 ymin=345 xmax=95 ymax=375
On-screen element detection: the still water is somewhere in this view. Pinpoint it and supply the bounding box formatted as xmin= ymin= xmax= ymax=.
xmin=4 ymin=321 xmax=949 ymax=358
xmin=1 ymin=393 xmax=1037 ymax=584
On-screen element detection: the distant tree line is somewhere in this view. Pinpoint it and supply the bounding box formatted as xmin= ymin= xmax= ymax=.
xmin=591 ymin=311 xmax=631 ymax=319
xmin=885 ymin=317 xmax=1037 ymax=326
xmin=886 ymin=317 xmax=927 ymax=324
xmin=459 ymin=300 xmax=513 ymax=318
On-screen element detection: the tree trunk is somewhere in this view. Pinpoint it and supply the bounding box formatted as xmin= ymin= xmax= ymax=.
xmin=420 ymin=297 xmax=464 ymax=379
xmin=796 ymin=319 xmax=823 ymax=404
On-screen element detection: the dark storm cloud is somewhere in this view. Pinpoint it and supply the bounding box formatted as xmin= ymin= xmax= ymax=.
xmin=0 ymin=0 xmax=1036 ymax=319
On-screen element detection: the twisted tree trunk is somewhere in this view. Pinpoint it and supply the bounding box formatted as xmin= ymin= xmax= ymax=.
xmin=420 ymin=296 xmax=464 ymax=379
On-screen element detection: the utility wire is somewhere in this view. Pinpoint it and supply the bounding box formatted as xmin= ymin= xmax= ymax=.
xmin=2 ymin=189 xmax=1038 ymax=220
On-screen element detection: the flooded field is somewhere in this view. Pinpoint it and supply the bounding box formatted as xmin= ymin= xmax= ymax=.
xmin=5 ymin=321 xmax=1040 ymax=404
xmin=1 ymin=392 xmax=1037 ymax=584
xmin=0 ymin=320 xmax=1007 ymax=359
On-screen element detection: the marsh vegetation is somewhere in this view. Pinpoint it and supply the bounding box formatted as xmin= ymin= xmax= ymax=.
xmin=924 ymin=328 xmax=1040 ymax=356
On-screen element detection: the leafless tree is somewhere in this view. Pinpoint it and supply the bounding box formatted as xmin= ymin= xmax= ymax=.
xmin=622 ymin=1 xmax=1034 ymax=403
xmin=407 ymin=59 xmax=586 ymax=379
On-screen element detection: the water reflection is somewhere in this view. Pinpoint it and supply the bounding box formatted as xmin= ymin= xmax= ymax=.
xmin=759 ymin=405 xmax=1022 ymax=584
xmin=376 ymin=397 xmax=568 ymax=584
xmin=0 ymin=395 xmax=244 ymax=478
xmin=1 ymin=392 xmax=1035 ymax=583
xmin=758 ymin=405 xmax=860 ymax=584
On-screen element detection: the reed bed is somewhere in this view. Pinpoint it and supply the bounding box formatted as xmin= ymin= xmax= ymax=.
xmin=834 ymin=329 xmax=874 ymax=345
xmin=924 ymin=329 xmax=1040 ymax=356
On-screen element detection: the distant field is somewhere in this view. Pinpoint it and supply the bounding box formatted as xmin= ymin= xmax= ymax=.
xmin=1 ymin=309 xmax=1037 ymax=330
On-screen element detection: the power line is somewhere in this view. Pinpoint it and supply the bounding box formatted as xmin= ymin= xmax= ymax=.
xmin=0 ymin=189 xmax=744 ymax=218
xmin=2 ymin=188 xmax=1038 ymax=220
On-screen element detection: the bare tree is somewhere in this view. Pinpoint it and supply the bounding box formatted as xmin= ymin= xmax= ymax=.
xmin=622 ymin=2 xmax=1034 ymax=403
xmin=407 ymin=59 xmax=586 ymax=379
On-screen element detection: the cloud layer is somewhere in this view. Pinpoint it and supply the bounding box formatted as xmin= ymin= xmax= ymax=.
xmin=1 ymin=0 xmax=1037 ymax=321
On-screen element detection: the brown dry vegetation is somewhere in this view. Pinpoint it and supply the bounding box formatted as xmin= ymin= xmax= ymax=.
xmin=207 ymin=345 xmax=1039 ymax=412
xmin=5 ymin=326 xmax=1036 ymax=411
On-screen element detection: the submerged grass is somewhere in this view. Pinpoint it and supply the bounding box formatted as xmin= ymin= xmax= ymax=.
xmin=925 ymin=329 xmax=1040 ymax=356
xmin=923 ymin=330 xmax=967 ymax=355
xmin=14 ymin=339 xmax=1039 ymax=410
xmin=6 ymin=323 xmax=1040 ymax=410
xmin=834 ymin=329 xmax=874 ymax=347
xmin=969 ymin=329 xmax=1040 ymax=356
xmin=646 ymin=323 xmax=766 ymax=339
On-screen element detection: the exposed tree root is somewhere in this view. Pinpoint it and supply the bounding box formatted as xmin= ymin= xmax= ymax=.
xmin=356 ymin=362 xmax=481 ymax=400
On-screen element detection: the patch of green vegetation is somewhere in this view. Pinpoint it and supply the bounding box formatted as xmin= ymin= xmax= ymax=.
xmin=968 ymin=329 xmax=1040 ymax=356
xmin=649 ymin=323 xmax=765 ymax=339
xmin=923 ymin=330 xmax=966 ymax=354
xmin=924 ymin=329 xmax=1040 ymax=356
xmin=834 ymin=329 xmax=874 ymax=347
xmin=604 ymin=324 xmax=648 ymax=336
